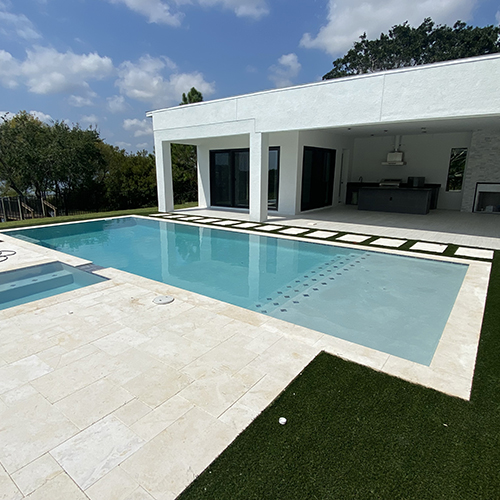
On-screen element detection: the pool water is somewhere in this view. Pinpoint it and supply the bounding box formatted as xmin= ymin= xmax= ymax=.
xmin=0 ymin=261 xmax=107 ymax=310
xmin=6 ymin=217 xmax=468 ymax=365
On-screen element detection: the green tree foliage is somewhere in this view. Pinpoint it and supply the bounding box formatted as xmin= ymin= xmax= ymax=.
xmin=101 ymin=143 xmax=157 ymax=209
xmin=50 ymin=121 xmax=107 ymax=212
xmin=171 ymin=87 xmax=203 ymax=204
xmin=323 ymin=18 xmax=500 ymax=80
xmin=181 ymin=87 xmax=203 ymax=105
xmin=0 ymin=111 xmax=155 ymax=213
xmin=0 ymin=111 xmax=52 ymax=196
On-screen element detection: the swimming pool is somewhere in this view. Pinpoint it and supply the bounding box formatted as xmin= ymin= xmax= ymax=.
xmin=6 ymin=216 xmax=468 ymax=365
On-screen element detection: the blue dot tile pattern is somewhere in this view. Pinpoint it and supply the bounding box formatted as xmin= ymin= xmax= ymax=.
xmin=254 ymin=252 xmax=365 ymax=316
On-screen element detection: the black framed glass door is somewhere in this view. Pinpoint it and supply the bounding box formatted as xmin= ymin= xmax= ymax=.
xmin=301 ymin=146 xmax=336 ymax=211
xmin=210 ymin=147 xmax=280 ymax=210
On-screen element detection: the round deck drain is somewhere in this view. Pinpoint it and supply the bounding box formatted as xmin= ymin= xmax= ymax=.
xmin=153 ymin=295 xmax=174 ymax=305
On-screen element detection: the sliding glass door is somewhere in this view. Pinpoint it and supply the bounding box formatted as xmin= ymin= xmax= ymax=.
xmin=210 ymin=147 xmax=280 ymax=210
xmin=301 ymin=146 xmax=336 ymax=212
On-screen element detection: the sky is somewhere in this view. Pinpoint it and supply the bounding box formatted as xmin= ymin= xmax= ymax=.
xmin=1 ymin=0 xmax=499 ymax=152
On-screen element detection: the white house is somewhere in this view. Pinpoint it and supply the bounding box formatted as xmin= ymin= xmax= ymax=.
xmin=147 ymin=54 xmax=500 ymax=222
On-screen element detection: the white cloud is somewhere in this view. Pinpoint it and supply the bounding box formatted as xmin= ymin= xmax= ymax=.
xmin=496 ymin=10 xmax=500 ymax=24
xmin=115 ymin=141 xmax=132 ymax=149
xmin=107 ymin=95 xmax=128 ymax=113
xmin=80 ymin=114 xmax=99 ymax=126
xmin=300 ymin=0 xmax=478 ymax=56
xmin=68 ymin=93 xmax=96 ymax=107
xmin=136 ymin=142 xmax=150 ymax=149
xmin=197 ymin=0 xmax=268 ymax=19
xmin=0 ymin=50 xmax=19 ymax=88
xmin=116 ymin=55 xmax=215 ymax=107
xmin=268 ymin=53 xmax=301 ymax=88
xmin=29 ymin=110 xmax=53 ymax=123
xmin=106 ymin=0 xmax=183 ymax=26
xmin=0 ymin=3 xmax=41 ymax=41
xmin=123 ymin=118 xmax=153 ymax=137
xmin=0 ymin=46 xmax=114 ymax=95
xmin=106 ymin=0 xmax=268 ymax=23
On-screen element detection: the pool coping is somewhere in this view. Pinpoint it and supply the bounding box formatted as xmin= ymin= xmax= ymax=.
xmin=1 ymin=214 xmax=492 ymax=400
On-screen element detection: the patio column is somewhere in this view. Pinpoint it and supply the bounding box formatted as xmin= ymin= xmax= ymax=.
xmin=249 ymin=131 xmax=269 ymax=222
xmin=155 ymin=140 xmax=174 ymax=212
xmin=197 ymin=145 xmax=210 ymax=208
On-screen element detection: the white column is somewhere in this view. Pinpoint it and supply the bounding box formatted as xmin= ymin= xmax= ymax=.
xmin=249 ymin=132 xmax=269 ymax=222
xmin=196 ymin=145 xmax=210 ymax=208
xmin=155 ymin=139 xmax=174 ymax=212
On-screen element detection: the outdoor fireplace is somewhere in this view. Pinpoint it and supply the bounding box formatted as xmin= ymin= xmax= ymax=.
xmin=473 ymin=183 xmax=500 ymax=213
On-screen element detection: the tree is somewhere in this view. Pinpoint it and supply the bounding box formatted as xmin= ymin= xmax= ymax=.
xmin=181 ymin=87 xmax=203 ymax=105
xmin=323 ymin=18 xmax=500 ymax=80
xmin=50 ymin=122 xmax=107 ymax=213
xmin=0 ymin=111 xmax=52 ymax=196
xmin=101 ymin=143 xmax=157 ymax=209
xmin=171 ymin=87 xmax=204 ymax=204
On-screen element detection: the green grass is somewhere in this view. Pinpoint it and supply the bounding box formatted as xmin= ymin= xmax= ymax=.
xmin=0 ymin=202 xmax=197 ymax=231
xmin=179 ymin=252 xmax=500 ymax=499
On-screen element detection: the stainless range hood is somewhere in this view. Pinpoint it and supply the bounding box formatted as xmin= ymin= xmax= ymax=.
xmin=382 ymin=135 xmax=406 ymax=165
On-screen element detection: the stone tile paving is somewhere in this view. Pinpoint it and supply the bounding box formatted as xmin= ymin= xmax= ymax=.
xmin=0 ymin=224 xmax=492 ymax=499
xmin=411 ymin=241 xmax=447 ymax=253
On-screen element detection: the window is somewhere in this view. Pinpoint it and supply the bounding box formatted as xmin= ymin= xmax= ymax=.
xmin=210 ymin=147 xmax=280 ymax=210
xmin=446 ymin=148 xmax=467 ymax=192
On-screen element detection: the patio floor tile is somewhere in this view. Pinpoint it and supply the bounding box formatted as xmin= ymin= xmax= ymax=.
xmin=410 ymin=241 xmax=447 ymax=253
xmin=0 ymin=393 xmax=79 ymax=473
xmin=369 ymin=237 xmax=407 ymax=247
xmin=336 ymin=233 xmax=371 ymax=243
xmin=455 ymin=247 xmax=494 ymax=259
xmin=307 ymin=230 xmax=338 ymax=238
xmin=279 ymin=227 xmax=309 ymax=235
xmin=50 ymin=415 xmax=145 ymax=490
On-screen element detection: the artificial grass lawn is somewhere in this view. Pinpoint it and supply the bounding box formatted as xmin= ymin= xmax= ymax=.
xmin=179 ymin=252 xmax=500 ymax=499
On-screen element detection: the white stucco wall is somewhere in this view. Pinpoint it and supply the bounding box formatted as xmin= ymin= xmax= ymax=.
xmin=351 ymin=132 xmax=472 ymax=210
xmin=149 ymin=54 xmax=500 ymax=140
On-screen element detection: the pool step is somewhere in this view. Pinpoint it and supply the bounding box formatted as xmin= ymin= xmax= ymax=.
xmin=256 ymin=252 xmax=371 ymax=316
xmin=0 ymin=270 xmax=75 ymax=304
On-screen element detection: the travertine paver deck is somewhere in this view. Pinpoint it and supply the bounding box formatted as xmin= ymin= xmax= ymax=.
xmin=455 ymin=247 xmax=494 ymax=260
xmin=307 ymin=230 xmax=337 ymax=239
xmin=0 ymin=222 xmax=492 ymax=500
xmin=369 ymin=237 xmax=407 ymax=248
xmin=411 ymin=241 xmax=448 ymax=253
xmin=336 ymin=233 xmax=371 ymax=243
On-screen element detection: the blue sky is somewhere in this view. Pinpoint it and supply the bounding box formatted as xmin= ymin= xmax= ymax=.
xmin=1 ymin=0 xmax=499 ymax=152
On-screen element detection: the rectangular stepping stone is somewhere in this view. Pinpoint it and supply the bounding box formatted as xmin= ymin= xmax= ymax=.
xmin=307 ymin=230 xmax=337 ymax=239
xmin=336 ymin=234 xmax=371 ymax=243
xmin=369 ymin=237 xmax=407 ymax=248
xmin=181 ymin=216 xmax=205 ymax=221
xmin=233 ymin=223 xmax=260 ymax=228
xmin=279 ymin=228 xmax=309 ymax=235
xmin=212 ymin=220 xmax=239 ymax=226
xmin=410 ymin=242 xmax=447 ymax=253
xmin=455 ymin=247 xmax=494 ymax=259
xmin=257 ymin=225 xmax=282 ymax=231
xmin=149 ymin=214 xmax=165 ymax=217
xmin=198 ymin=218 xmax=221 ymax=223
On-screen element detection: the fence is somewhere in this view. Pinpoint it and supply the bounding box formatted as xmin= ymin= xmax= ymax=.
xmin=0 ymin=196 xmax=58 ymax=222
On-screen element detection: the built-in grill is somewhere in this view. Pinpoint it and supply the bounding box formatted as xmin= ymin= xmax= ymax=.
xmin=379 ymin=179 xmax=402 ymax=188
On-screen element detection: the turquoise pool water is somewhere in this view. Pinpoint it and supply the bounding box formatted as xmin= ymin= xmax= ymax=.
xmin=6 ymin=217 xmax=468 ymax=365
xmin=0 ymin=261 xmax=107 ymax=310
